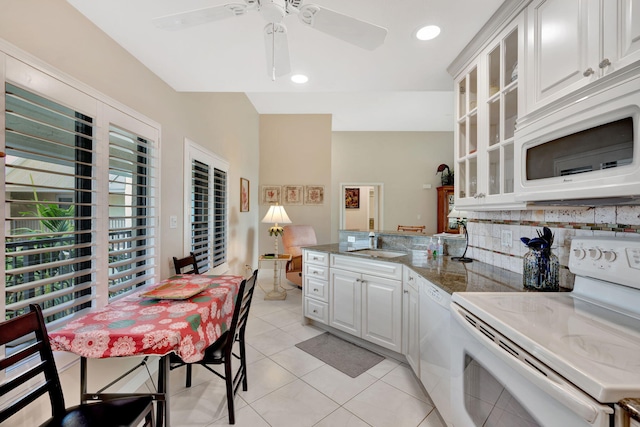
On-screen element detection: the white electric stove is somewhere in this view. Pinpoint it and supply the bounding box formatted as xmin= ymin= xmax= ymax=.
xmin=450 ymin=236 xmax=640 ymax=427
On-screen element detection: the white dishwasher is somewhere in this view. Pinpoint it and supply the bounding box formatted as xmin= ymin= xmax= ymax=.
xmin=419 ymin=278 xmax=452 ymax=425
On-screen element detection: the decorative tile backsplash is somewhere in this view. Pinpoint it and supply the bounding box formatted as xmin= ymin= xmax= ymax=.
xmin=465 ymin=206 xmax=640 ymax=289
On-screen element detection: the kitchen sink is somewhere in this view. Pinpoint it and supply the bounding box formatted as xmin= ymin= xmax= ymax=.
xmin=348 ymin=249 xmax=408 ymax=259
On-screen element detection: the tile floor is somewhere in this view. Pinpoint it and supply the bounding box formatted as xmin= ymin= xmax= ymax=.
xmin=163 ymin=272 xmax=447 ymax=427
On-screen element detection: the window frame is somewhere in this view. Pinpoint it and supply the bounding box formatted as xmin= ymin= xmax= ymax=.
xmin=183 ymin=139 xmax=229 ymax=275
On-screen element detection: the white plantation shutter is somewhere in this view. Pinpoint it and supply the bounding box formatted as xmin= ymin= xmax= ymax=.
xmin=107 ymin=125 xmax=158 ymax=297
xmin=4 ymin=82 xmax=96 ymax=323
xmin=191 ymin=159 xmax=211 ymax=272
xmin=2 ymin=57 xmax=160 ymax=326
xmin=184 ymin=140 xmax=228 ymax=274
xmin=212 ymin=167 xmax=227 ymax=269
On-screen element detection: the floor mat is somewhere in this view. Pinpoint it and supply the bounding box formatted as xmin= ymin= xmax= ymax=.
xmin=295 ymin=332 xmax=385 ymax=378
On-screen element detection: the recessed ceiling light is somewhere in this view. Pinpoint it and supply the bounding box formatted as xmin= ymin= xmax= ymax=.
xmin=291 ymin=74 xmax=309 ymax=84
xmin=415 ymin=25 xmax=441 ymax=41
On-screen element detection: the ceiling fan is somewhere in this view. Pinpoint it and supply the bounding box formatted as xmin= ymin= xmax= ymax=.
xmin=152 ymin=0 xmax=388 ymax=80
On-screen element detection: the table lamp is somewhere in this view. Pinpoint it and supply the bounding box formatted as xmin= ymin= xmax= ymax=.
xmin=261 ymin=204 xmax=292 ymax=255
xmin=448 ymin=208 xmax=473 ymax=263
xmin=261 ymin=204 xmax=292 ymax=300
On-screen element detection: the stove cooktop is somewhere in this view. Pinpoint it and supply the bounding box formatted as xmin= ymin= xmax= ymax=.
xmin=452 ymin=236 xmax=640 ymax=403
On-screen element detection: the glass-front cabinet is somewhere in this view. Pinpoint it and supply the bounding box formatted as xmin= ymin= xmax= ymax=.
xmin=454 ymin=16 xmax=526 ymax=210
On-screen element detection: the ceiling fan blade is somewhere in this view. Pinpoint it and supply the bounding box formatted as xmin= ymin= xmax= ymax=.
xmin=264 ymin=23 xmax=291 ymax=80
xmin=297 ymin=4 xmax=387 ymax=50
xmin=153 ymin=3 xmax=248 ymax=30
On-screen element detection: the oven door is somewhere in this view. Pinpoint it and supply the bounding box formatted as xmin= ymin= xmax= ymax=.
xmin=450 ymin=303 xmax=614 ymax=427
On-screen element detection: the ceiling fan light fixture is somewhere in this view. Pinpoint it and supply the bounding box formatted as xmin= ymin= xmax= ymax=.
xmin=291 ymin=74 xmax=308 ymax=84
xmin=415 ymin=25 xmax=441 ymax=41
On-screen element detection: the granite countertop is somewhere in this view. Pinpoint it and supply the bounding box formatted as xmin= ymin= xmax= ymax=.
xmin=305 ymin=243 xmax=532 ymax=294
xmin=620 ymin=398 xmax=640 ymax=421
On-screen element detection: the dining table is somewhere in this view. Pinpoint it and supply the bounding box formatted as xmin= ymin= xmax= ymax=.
xmin=49 ymin=274 xmax=244 ymax=427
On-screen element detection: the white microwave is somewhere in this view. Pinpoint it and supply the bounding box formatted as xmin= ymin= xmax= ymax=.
xmin=515 ymin=74 xmax=640 ymax=205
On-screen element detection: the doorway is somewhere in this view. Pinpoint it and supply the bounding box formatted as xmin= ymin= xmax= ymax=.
xmin=340 ymin=183 xmax=384 ymax=231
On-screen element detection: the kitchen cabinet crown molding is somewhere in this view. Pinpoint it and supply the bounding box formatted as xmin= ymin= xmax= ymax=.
xmin=447 ymin=0 xmax=531 ymax=77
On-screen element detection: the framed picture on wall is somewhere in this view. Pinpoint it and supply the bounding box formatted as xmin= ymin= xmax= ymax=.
xmin=345 ymin=188 xmax=360 ymax=209
xmin=260 ymin=185 xmax=281 ymax=205
xmin=304 ymin=185 xmax=324 ymax=205
xmin=283 ymin=185 xmax=303 ymax=205
xmin=240 ymin=178 xmax=250 ymax=212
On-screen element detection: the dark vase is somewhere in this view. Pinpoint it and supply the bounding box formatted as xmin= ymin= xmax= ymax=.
xmin=523 ymin=248 xmax=559 ymax=291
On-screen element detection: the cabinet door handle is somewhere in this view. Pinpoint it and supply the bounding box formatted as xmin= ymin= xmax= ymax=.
xmin=404 ymin=290 xmax=409 ymax=294
xmin=313 ymin=288 xmax=319 ymax=292
xmin=355 ymin=278 xmax=361 ymax=282
xmin=313 ymin=309 xmax=318 ymax=313
xmin=583 ymin=67 xmax=595 ymax=77
xmin=599 ymin=58 xmax=611 ymax=69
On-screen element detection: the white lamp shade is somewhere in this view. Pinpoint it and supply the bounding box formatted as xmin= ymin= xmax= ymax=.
xmin=447 ymin=208 xmax=469 ymax=220
xmin=261 ymin=205 xmax=292 ymax=224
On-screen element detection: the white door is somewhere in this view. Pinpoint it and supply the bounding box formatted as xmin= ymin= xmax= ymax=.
xmin=527 ymin=0 xmax=599 ymax=110
xmin=361 ymin=275 xmax=402 ymax=352
xmin=405 ymin=283 xmax=420 ymax=374
xmin=329 ymin=269 xmax=361 ymax=335
xmin=605 ymin=0 xmax=640 ymax=72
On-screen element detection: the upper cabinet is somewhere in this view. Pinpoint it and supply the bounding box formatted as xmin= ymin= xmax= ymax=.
xmin=454 ymin=15 xmax=527 ymax=210
xmin=449 ymin=0 xmax=640 ymax=210
xmin=525 ymin=0 xmax=640 ymax=114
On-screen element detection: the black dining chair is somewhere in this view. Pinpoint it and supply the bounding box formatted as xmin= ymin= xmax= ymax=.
xmin=169 ymin=269 xmax=258 ymax=424
xmin=173 ymin=252 xmax=200 ymax=274
xmin=0 ymin=304 xmax=155 ymax=427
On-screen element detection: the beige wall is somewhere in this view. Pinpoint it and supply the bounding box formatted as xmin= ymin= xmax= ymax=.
xmin=258 ymin=114 xmax=333 ymax=255
xmin=0 ymin=0 xmax=261 ymax=278
xmin=332 ymin=132 xmax=454 ymax=240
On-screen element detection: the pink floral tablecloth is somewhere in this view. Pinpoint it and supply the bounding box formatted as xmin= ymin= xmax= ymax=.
xmin=49 ymin=275 xmax=243 ymax=363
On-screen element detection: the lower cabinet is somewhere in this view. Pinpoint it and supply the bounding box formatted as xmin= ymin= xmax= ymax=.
xmin=329 ymin=255 xmax=402 ymax=352
xmin=403 ymin=270 xmax=420 ymax=375
xmin=303 ymin=250 xmax=330 ymax=324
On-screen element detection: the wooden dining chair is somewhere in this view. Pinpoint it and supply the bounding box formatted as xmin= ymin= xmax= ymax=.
xmin=397 ymin=225 xmax=426 ymax=233
xmin=169 ymin=269 xmax=258 ymax=424
xmin=0 ymin=304 xmax=155 ymax=427
xmin=173 ymin=252 xmax=200 ymax=274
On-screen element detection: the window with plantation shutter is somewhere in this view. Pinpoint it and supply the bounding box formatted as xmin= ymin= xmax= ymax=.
xmin=107 ymin=125 xmax=157 ymax=298
xmin=4 ymin=83 xmax=95 ymax=324
xmin=184 ymin=140 xmax=228 ymax=275
xmin=191 ymin=159 xmax=211 ymax=272
xmin=2 ymin=56 xmax=160 ymax=327
xmin=212 ymin=167 xmax=227 ymax=269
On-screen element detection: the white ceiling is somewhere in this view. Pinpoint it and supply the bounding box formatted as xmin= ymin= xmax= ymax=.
xmin=66 ymin=0 xmax=504 ymax=131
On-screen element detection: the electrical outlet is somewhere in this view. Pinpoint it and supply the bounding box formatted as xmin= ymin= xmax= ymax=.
xmin=501 ymin=230 xmax=513 ymax=247
xmin=347 ymin=236 xmax=356 ymax=243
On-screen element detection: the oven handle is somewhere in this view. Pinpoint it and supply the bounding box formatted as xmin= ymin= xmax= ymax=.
xmin=451 ymin=305 xmax=614 ymax=424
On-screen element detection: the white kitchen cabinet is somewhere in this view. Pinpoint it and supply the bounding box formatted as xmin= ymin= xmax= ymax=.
xmin=302 ymin=249 xmax=330 ymax=324
xmin=454 ymin=16 xmax=526 ymax=210
xmin=329 ymin=268 xmax=361 ymax=335
xmin=526 ymin=0 xmax=640 ymax=114
xmin=402 ymin=268 xmax=420 ymax=376
xmin=329 ymin=255 xmax=402 ymax=352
